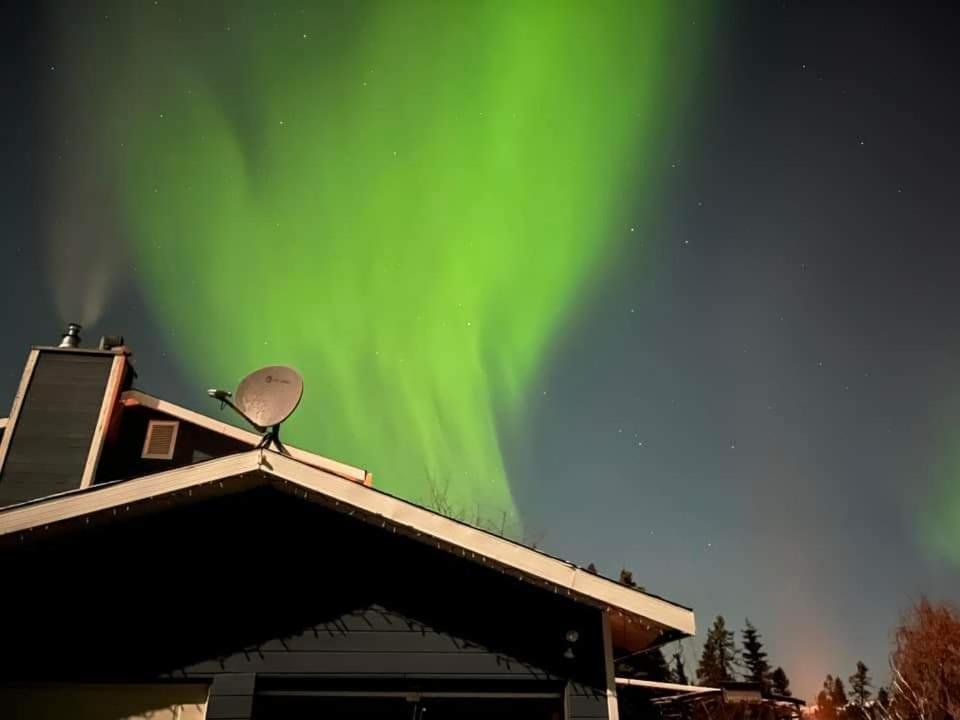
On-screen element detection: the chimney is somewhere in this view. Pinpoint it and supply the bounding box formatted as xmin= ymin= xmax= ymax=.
xmin=0 ymin=324 xmax=134 ymax=508
xmin=57 ymin=322 xmax=82 ymax=349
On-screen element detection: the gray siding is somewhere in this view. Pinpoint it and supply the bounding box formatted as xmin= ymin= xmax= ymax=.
xmin=207 ymin=674 xmax=255 ymax=720
xmin=180 ymin=604 xmax=565 ymax=679
xmin=0 ymin=351 xmax=112 ymax=507
xmin=569 ymin=683 xmax=612 ymax=719
xmin=179 ymin=604 xmax=574 ymax=719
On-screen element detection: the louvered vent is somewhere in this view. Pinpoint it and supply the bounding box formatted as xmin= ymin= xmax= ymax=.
xmin=141 ymin=420 xmax=179 ymax=460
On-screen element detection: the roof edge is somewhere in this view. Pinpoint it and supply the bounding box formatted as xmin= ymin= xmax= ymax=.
xmin=259 ymin=451 xmax=696 ymax=636
xmin=617 ymin=678 xmax=719 ymax=694
xmin=0 ymin=448 xmax=695 ymax=640
xmin=0 ymin=451 xmax=264 ymax=536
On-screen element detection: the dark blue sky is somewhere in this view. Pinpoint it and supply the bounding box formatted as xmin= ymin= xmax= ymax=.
xmin=2 ymin=0 xmax=959 ymax=699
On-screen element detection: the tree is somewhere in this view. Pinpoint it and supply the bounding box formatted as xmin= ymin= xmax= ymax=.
xmin=770 ymin=667 xmax=791 ymax=695
xmin=617 ymin=648 xmax=671 ymax=682
xmin=888 ymin=598 xmax=960 ymax=720
xmin=585 ymin=562 xmax=599 ymax=575
xmin=849 ymin=661 xmax=872 ymax=707
xmin=672 ymin=647 xmax=690 ymax=685
xmin=833 ymin=676 xmax=849 ymax=708
xmin=697 ymin=616 xmax=738 ymax=685
xmin=818 ymin=675 xmax=838 ymax=720
xmin=619 ymin=568 xmax=636 ymax=587
xmin=742 ymin=619 xmax=771 ymax=685
xmin=876 ymin=687 xmax=890 ymax=710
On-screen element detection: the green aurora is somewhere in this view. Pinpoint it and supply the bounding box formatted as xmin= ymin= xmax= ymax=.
xmin=59 ymin=1 xmax=707 ymax=525
xmin=924 ymin=426 xmax=960 ymax=567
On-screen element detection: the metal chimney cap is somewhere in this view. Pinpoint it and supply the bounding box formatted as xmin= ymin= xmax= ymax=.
xmin=58 ymin=323 xmax=82 ymax=348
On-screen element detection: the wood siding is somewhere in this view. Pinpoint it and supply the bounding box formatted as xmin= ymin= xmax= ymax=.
xmin=95 ymin=405 xmax=252 ymax=484
xmin=0 ymin=351 xmax=113 ymax=507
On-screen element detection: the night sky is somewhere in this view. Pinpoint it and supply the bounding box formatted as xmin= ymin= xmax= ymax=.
xmin=2 ymin=1 xmax=959 ymax=699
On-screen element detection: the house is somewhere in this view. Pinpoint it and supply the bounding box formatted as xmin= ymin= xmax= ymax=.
xmin=0 ymin=326 xmax=696 ymax=719
xmin=624 ymin=681 xmax=804 ymax=720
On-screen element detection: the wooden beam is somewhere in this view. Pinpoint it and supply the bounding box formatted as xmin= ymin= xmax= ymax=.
xmin=80 ymin=354 xmax=128 ymax=489
xmin=0 ymin=350 xmax=39 ymax=478
xmin=602 ymin=612 xmax=620 ymax=720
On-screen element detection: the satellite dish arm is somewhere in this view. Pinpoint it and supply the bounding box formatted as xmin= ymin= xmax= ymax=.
xmin=207 ymin=389 xmax=268 ymax=432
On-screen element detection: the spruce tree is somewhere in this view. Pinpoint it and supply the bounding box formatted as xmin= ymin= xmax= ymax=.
xmin=770 ymin=667 xmax=791 ymax=695
xmin=832 ymin=676 xmax=849 ymax=719
xmin=615 ymin=648 xmax=670 ymax=682
xmin=696 ymin=616 xmax=737 ymax=684
xmin=672 ymin=647 xmax=690 ymax=685
xmin=635 ymin=648 xmax=670 ymax=681
xmin=741 ymin=619 xmax=771 ymax=684
xmin=848 ymin=661 xmax=871 ymax=706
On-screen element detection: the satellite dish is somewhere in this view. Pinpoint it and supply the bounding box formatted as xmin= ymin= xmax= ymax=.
xmin=234 ymin=366 xmax=304 ymax=429
xmin=207 ymin=365 xmax=304 ymax=455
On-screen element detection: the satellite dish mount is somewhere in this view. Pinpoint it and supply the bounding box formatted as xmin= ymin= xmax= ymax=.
xmin=208 ymin=366 xmax=304 ymax=456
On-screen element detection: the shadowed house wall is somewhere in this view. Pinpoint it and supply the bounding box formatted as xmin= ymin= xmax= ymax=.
xmin=0 ymin=488 xmax=614 ymax=720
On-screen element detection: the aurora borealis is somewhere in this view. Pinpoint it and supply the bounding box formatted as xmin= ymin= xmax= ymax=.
xmin=64 ymin=0 xmax=704 ymax=523
xmin=5 ymin=0 xmax=960 ymax=701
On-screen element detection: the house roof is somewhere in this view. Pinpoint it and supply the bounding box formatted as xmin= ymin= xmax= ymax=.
xmin=120 ymin=390 xmax=372 ymax=485
xmin=0 ymin=448 xmax=695 ymax=651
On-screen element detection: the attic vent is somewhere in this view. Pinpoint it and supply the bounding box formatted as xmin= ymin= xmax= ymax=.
xmin=141 ymin=420 xmax=179 ymax=460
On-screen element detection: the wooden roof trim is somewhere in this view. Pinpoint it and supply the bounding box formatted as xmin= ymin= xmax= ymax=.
xmin=0 ymin=451 xmax=263 ymax=536
xmin=120 ymin=390 xmax=370 ymax=485
xmin=0 ymin=449 xmax=695 ymax=638
xmin=0 ymin=418 xmax=7 ymax=430
xmin=616 ymin=678 xmax=718 ymax=694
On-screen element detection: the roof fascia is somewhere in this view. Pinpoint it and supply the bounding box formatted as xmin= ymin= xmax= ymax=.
xmin=616 ymin=678 xmax=719 ymax=694
xmin=0 ymin=451 xmax=263 ymax=537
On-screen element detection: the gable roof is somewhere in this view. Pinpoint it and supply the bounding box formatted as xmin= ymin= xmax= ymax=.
xmin=120 ymin=390 xmax=372 ymax=485
xmin=0 ymin=448 xmax=695 ymax=651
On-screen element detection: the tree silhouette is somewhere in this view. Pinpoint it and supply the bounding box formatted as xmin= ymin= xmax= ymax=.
xmin=770 ymin=666 xmax=791 ymax=695
xmin=672 ymin=646 xmax=690 ymax=685
xmin=616 ymin=648 xmax=671 ymax=682
xmin=888 ymin=597 xmax=960 ymax=720
xmin=849 ymin=661 xmax=872 ymax=709
xmin=875 ymin=686 xmax=889 ymax=712
xmin=742 ymin=619 xmax=771 ymax=685
xmin=832 ymin=676 xmax=849 ymax=719
xmin=697 ymin=616 xmax=738 ymax=684
xmin=817 ymin=675 xmax=838 ymax=720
